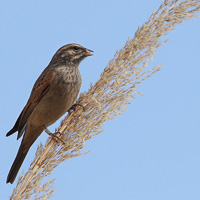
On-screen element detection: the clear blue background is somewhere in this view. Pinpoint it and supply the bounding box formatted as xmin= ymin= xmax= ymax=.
xmin=1 ymin=1 xmax=200 ymax=199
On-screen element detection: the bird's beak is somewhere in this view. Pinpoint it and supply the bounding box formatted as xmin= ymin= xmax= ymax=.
xmin=84 ymin=48 xmax=93 ymax=57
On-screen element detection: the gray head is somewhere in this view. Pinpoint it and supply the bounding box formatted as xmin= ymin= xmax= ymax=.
xmin=50 ymin=43 xmax=93 ymax=66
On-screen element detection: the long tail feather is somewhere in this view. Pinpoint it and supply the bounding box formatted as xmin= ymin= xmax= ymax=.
xmin=6 ymin=144 xmax=29 ymax=184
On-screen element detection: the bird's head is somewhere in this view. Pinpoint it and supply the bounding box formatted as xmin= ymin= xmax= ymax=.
xmin=51 ymin=43 xmax=93 ymax=66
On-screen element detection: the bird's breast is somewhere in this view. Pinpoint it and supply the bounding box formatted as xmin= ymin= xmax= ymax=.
xmin=29 ymin=66 xmax=82 ymax=127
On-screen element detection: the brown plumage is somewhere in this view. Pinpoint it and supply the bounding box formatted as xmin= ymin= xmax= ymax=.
xmin=6 ymin=43 xmax=93 ymax=184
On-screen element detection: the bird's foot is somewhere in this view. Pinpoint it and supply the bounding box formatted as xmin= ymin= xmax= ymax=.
xmin=68 ymin=103 xmax=84 ymax=114
xmin=44 ymin=127 xmax=65 ymax=145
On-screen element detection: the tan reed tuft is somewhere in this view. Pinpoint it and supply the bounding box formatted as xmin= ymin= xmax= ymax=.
xmin=10 ymin=0 xmax=200 ymax=199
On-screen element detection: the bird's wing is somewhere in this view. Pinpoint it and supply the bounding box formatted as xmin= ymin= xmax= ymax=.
xmin=16 ymin=70 xmax=55 ymax=139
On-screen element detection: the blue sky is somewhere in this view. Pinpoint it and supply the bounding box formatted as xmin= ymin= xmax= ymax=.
xmin=1 ymin=0 xmax=200 ymax=199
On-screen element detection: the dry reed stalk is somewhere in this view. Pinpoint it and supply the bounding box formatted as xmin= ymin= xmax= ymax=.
xmin=9 ymin=0 xmax=200 ymax=199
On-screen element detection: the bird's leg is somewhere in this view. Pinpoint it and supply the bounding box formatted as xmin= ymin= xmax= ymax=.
xmin=68 ymin=103 xmax=85 ymax=115
xmin=43 ymin=126 xmax=65 ymax=145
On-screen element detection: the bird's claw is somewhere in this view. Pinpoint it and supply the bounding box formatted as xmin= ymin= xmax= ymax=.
xmin=68 ymin=103 xmax=85 ymax=114
xmin=44 ymin=128 xmax=65 ymax=145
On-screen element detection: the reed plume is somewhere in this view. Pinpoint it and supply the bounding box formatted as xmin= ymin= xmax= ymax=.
xmin=10 ymin=0 xmax=200 ymax=199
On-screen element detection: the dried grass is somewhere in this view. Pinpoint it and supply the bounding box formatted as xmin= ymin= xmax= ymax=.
xmin=9 ymin=0 xmax=200 ymax=199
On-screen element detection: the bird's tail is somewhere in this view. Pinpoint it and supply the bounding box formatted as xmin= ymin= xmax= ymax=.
xmin=6 ymin=144 xmax=29 ymax=184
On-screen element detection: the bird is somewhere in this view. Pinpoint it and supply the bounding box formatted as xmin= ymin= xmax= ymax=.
xmin=6 ymin=43 xmax=93 ymax=184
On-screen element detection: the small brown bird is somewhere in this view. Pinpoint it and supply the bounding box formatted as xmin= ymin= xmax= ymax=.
xmin=6 ymin=43 xmax=93 ymax=184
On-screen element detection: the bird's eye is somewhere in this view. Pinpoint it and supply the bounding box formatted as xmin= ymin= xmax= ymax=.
xmin=73 ymin=46 xmax=79 ymax=51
